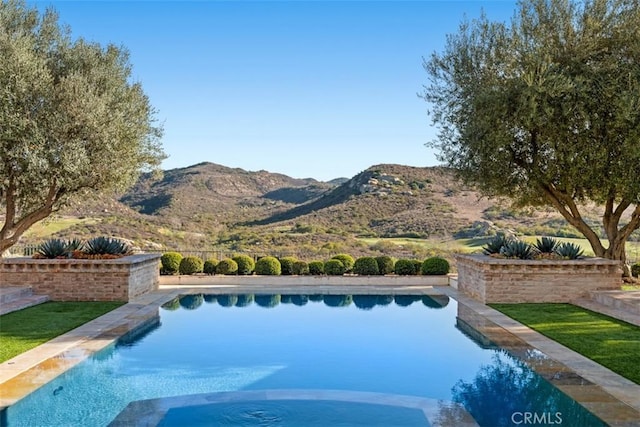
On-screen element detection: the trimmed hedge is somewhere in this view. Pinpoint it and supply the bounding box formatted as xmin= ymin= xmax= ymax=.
xmin=421 ymin=257 xmax=450 ymax=275
xmin=161 ymin=252 xmax=183 ymax=275
xmin=375 ymin=256 xmax=395 ymax=275
xmin=233 ymin=254 xmax=255 ymax=275
xmin=632 ymin=263 xmax=640 ymax=278
xmin=394 ymin=259 xmax=417 ymax=275
xmin=353 ymin=257 xmax=380 ymax=275
xmin=331 ymin=254 xmax=355 ymax=273
xmin=279 ymin=256 xmax=297 ymax=275
xmin=255 ymin=256 xmax=281 ymax=275
xmin=216 ymin=258 xmax=238 ymax=275
xmin=179 ymin=256 xmax=204 ymax=275
xmin=308 ymin=261 xmax=324 ymax=275
xmin=324 ymin=259 xmax=346 ymax=275
xmin=411 ymin=259 xmax=423 ymax=275
xmin=292 ymin=260 xmax=309 ymax=275
xmin=203 ymin=258 xmax=219 ymax=275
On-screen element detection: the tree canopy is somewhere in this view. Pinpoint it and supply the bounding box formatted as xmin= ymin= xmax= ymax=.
xmin=0 ymin=0 xmax=164 ymax=253
xmin=423 ymin=0 xmax=640 ymax=267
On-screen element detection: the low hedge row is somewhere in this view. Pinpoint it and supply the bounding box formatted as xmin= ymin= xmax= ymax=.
xmin=161 ymin=252 xmax=450 ymax=277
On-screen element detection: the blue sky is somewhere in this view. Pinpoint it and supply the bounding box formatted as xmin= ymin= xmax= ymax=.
xmin=34 ymin=1 xmax=516 ymax=181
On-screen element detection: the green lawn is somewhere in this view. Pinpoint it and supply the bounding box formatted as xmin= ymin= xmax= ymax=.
xmin=0 ymin=302 xmax=124 ymax=363
xmin=490 ymin=303 xmax=640 ymax=385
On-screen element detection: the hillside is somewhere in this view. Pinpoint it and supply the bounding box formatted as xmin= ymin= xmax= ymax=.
xmin=10 ymin=162 xmax=630 ymax=258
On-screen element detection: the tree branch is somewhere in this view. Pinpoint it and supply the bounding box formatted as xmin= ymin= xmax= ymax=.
xmin=539 ymin=182 xmax=605 ymax=255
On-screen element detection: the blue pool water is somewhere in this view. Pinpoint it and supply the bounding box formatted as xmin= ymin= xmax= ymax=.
xmin=2 ymin=294 xmax=605 ymax=426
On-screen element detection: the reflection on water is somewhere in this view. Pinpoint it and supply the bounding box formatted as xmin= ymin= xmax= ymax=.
xmin=162 ymin=294 xmax=450 ymax=312
xmin=447 ymin=351 xmax=606 ymax=427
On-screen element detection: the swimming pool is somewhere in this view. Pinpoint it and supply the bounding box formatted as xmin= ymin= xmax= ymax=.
xmin=2 ymin=293 xmax=606 ymax=426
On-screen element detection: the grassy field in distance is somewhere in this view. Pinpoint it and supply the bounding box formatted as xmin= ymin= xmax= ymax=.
xmin=22 ymin=217 xmax=99 ymax=239
xmin=358 ymin=236 xmax=640 ymax=263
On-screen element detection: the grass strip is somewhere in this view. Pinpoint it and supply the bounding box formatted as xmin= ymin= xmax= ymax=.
xmin=0 ymin=301 xmax=124 ymax=363
xmin=489 ymin=303 xmax=640 ymax=385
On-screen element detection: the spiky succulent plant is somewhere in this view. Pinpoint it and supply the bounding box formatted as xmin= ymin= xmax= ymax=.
xmin=554 ymin=242 xmax=584 ymax=259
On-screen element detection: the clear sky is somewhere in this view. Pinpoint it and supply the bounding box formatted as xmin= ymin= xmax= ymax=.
xmin=33 ymin=0 xmax=517 ymax=181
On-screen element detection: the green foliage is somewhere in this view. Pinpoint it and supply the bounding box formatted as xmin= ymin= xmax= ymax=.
xmin=422 ymin=0 xmax=640 ymax=262
xmin=232 ymin=254 xmax=255 ymax=275
xmin=216 ymin=258 xmax=238 ymax=275
xmin=631 ymin=263 xmax=640 ymax=278
xmin=65 ymin=238 xmax=83 ymax=252
xmin=292 ymin=260 xmax=309 ymax=275
xmin=353 ymin=257 xmax=380 ymax=275
xmin=331 ymin=254 xmax=355 ymax=272
xmin=179 ymin=256 xmax=204 ymax=275
xmin=554 ymin=242 xmax=584 ymax=260
xmin=482 ymin=235 xmax=509 ymax=255
xmin=83 ymin=237 xmax=130 ymax=256
xmin=308 ymin=261 xmax=325 ymax=275
xmin=375 ymin=256 xmax=395 ymax=275
xmin=421 ymin=257 xmax=450 ymax=275
xmin=324 ymin=259 xmax=346 ymax=275
xmin=278 ymin=256 xmax=297 ymax=275
xmin=500 ymin=241 xmax=536 ymax=260
xmin=203 ymin=258 xmax=219 ymax=275
xmin=535 ymin=237 xmax=559 ymax=254
xmin=0 ymin=0 xmax=165 ymax=254
xmin=161 ymin=252 xmax=183 ymax=275
xmin=36 ymin=239 xmax=69 ymax=259
xmin=394 ymin=259 xmax=417 ymax=275
xmin=255 ymin=256 xmax=281 ymax=275
xmin=410 ymin=259 xmax=423 ymax=275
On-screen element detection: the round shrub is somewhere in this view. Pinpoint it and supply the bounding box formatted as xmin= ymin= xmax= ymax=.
xmin=394 ymin=259 xmax=417 ymax=275
xmin=203 ymin=258 xmax=219 ymax=275
xmin=411 ymin=260 xmax=423 ymax=275
xmin=308 ymin=261 xmax=324 ymax=275
xmin=179 ymin=256 xmax=203 ymax=275
xmin=279 ymin=256 xmax=297 ymax=275
xmin=255 ymin=256 xmax=281 ymax=275
xmin=375 ymin=256 xmax=395 ymax=275
xmin=216 ymin=258 xmax=238 ymax=275
xmin=421 ymin=257 xmax=450 ymax=275
xmin=232 ymin=254 xmax=255 ymax=275
xmin=161 ymin=252 xmax=183 ymax=275
xmin=324 ymin=259 xmax=346 ymax=276
xmin=632 ymin=263 xmax=640 ymax=278
xmin=353 ymin=257 xmax=380 ymax=275
xmin=292 ymin=260 xmax=309 ymax=275
xmin=331 ymin=254 xmax=355 ymax=272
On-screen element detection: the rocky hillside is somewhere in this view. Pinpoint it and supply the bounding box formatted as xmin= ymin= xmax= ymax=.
xmin=12 ymin=162 xmax=623 ymax=256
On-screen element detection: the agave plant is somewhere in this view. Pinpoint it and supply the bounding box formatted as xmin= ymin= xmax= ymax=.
xmin=65 ymin=238 xmax=84 ymax=252
xmin=36 ymin=239 xmax=69 ymax=259
xmin=83 ymin=237 xmax=131 ymax=256
xmin=534 ymin=236 xmax=558 ymax=254
xmin=482 ymin=234 xmax=509 ymax=255
xmin=500 ymin=240 xmax=536 ymax=260
xmin=554 ymin=242 xmax=584 ymax=259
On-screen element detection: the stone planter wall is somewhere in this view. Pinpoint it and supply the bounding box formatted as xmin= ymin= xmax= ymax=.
xmin=456 ymin=254 xmax=621 ymax=303
xmin=0 ymin=254 xmax=160 ymax=301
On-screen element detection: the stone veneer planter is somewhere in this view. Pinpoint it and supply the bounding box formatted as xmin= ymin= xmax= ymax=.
xmin=0 ymin=254 xmax=160 ymax=302
xmin=456 ymin=254 xmax=621 ymax=304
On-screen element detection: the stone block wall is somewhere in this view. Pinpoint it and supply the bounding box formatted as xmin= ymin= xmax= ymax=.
xmin=456 ymin=254 xmax=621 ymax=304
xmin=0 ymin=254 xmax=160 ymax=301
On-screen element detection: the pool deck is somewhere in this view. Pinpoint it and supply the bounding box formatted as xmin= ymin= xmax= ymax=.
xmin=1 ymin=283 xmax=640 ymax=426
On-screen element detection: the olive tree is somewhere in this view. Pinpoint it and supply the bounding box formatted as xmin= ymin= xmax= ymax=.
xmin=0 ymin=0 xmax=164 ymax=254
xmin=423 ymin=0 xmax=640 ymax=273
